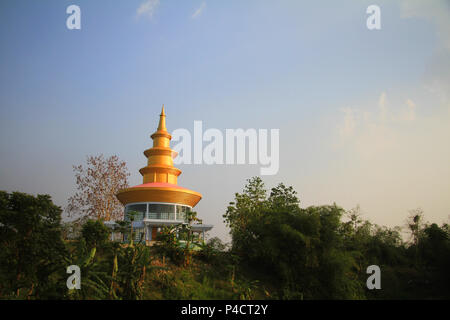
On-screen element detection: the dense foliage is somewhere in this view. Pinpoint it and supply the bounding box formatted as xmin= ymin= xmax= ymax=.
xmin=223 ymin=177 xmax=450 ymax=299
xmin=0 ymin=182 xmax=449 ymax=300
xmin=0 ymin=191 xmax=67 ymax=299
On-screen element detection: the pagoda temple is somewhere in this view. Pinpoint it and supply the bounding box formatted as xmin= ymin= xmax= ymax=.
xmin=108 ymin=106 xmax=212 ymax=245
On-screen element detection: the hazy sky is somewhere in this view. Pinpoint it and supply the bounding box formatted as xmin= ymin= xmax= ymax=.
xmin=1 ymin=0 xmax=449 ymax=242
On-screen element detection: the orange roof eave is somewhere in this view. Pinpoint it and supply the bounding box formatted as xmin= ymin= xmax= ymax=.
xmin=116 ymin=183 xmax=202 ymax=207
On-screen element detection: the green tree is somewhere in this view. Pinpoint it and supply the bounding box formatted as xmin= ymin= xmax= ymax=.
xmin=126 ymin=210 xmax=140 ymax=247
xmin=417 ymin=223 xmax=450 ymax=298
xmin=406 ymin=208 xmax=425 ymax=267
xmin=81 ymin=219 xmax=110 ymax=249
xmin=181 ymin=210 xmax=201 ymax=267
xmin=0 ymin=191 xmax=67 ymax=299
xmin=66 ymin=237 xmax=110 ymax=300
xmin=154 ymin=225 xmax=183 ymax=265
xmin=223 ymin=178 xmax=365 ymax=299
xmin=223 ymin=177 xmax=267 ymax=256
xmin=115 ymin=245 xmax=152 ymax=300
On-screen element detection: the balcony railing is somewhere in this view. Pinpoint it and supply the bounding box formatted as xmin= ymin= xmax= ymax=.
xmin=145 ymin=212 xmax=186 ymax=221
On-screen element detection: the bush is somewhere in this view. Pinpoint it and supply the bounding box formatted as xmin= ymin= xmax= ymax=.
xmin=81 ymin=219 xmax=110 ymax=249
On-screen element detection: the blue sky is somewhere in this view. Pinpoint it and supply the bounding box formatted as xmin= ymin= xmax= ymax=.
xmin=1 ymin=0 xmax=449 ymax=241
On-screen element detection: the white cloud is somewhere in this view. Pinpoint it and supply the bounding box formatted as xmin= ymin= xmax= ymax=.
xmin=191 ymin=2 xmax=206 ymax=19
xmin=402 ymin=99 xmax=416 ymax=121
xmin=136 ymin=0 xmax=160 ymax=20
xmin=338 ymin=93 xmax=417 ymax=144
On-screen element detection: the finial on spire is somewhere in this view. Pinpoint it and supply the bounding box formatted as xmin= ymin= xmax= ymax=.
xmin=157 ymin=104 xmax=167 ymax=131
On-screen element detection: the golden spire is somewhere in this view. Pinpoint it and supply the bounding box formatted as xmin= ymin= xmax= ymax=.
xmin=157 ymin=104 xmax=166 ymax=131
xmin=116 ymin=106 xmax=202 ymax=208
xmin=140 ymin=106 xmax=182 ymax=185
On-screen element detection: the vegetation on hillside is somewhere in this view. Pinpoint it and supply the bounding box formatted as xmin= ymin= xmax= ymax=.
xmin=0 ymin=177 xmax=449 ymax=300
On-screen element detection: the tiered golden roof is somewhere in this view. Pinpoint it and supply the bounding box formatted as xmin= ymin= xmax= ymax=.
xmin=116 ymin=106 xmax=202 ymax=207
xmin=140 ymin=105 xmax=182 ymax=185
